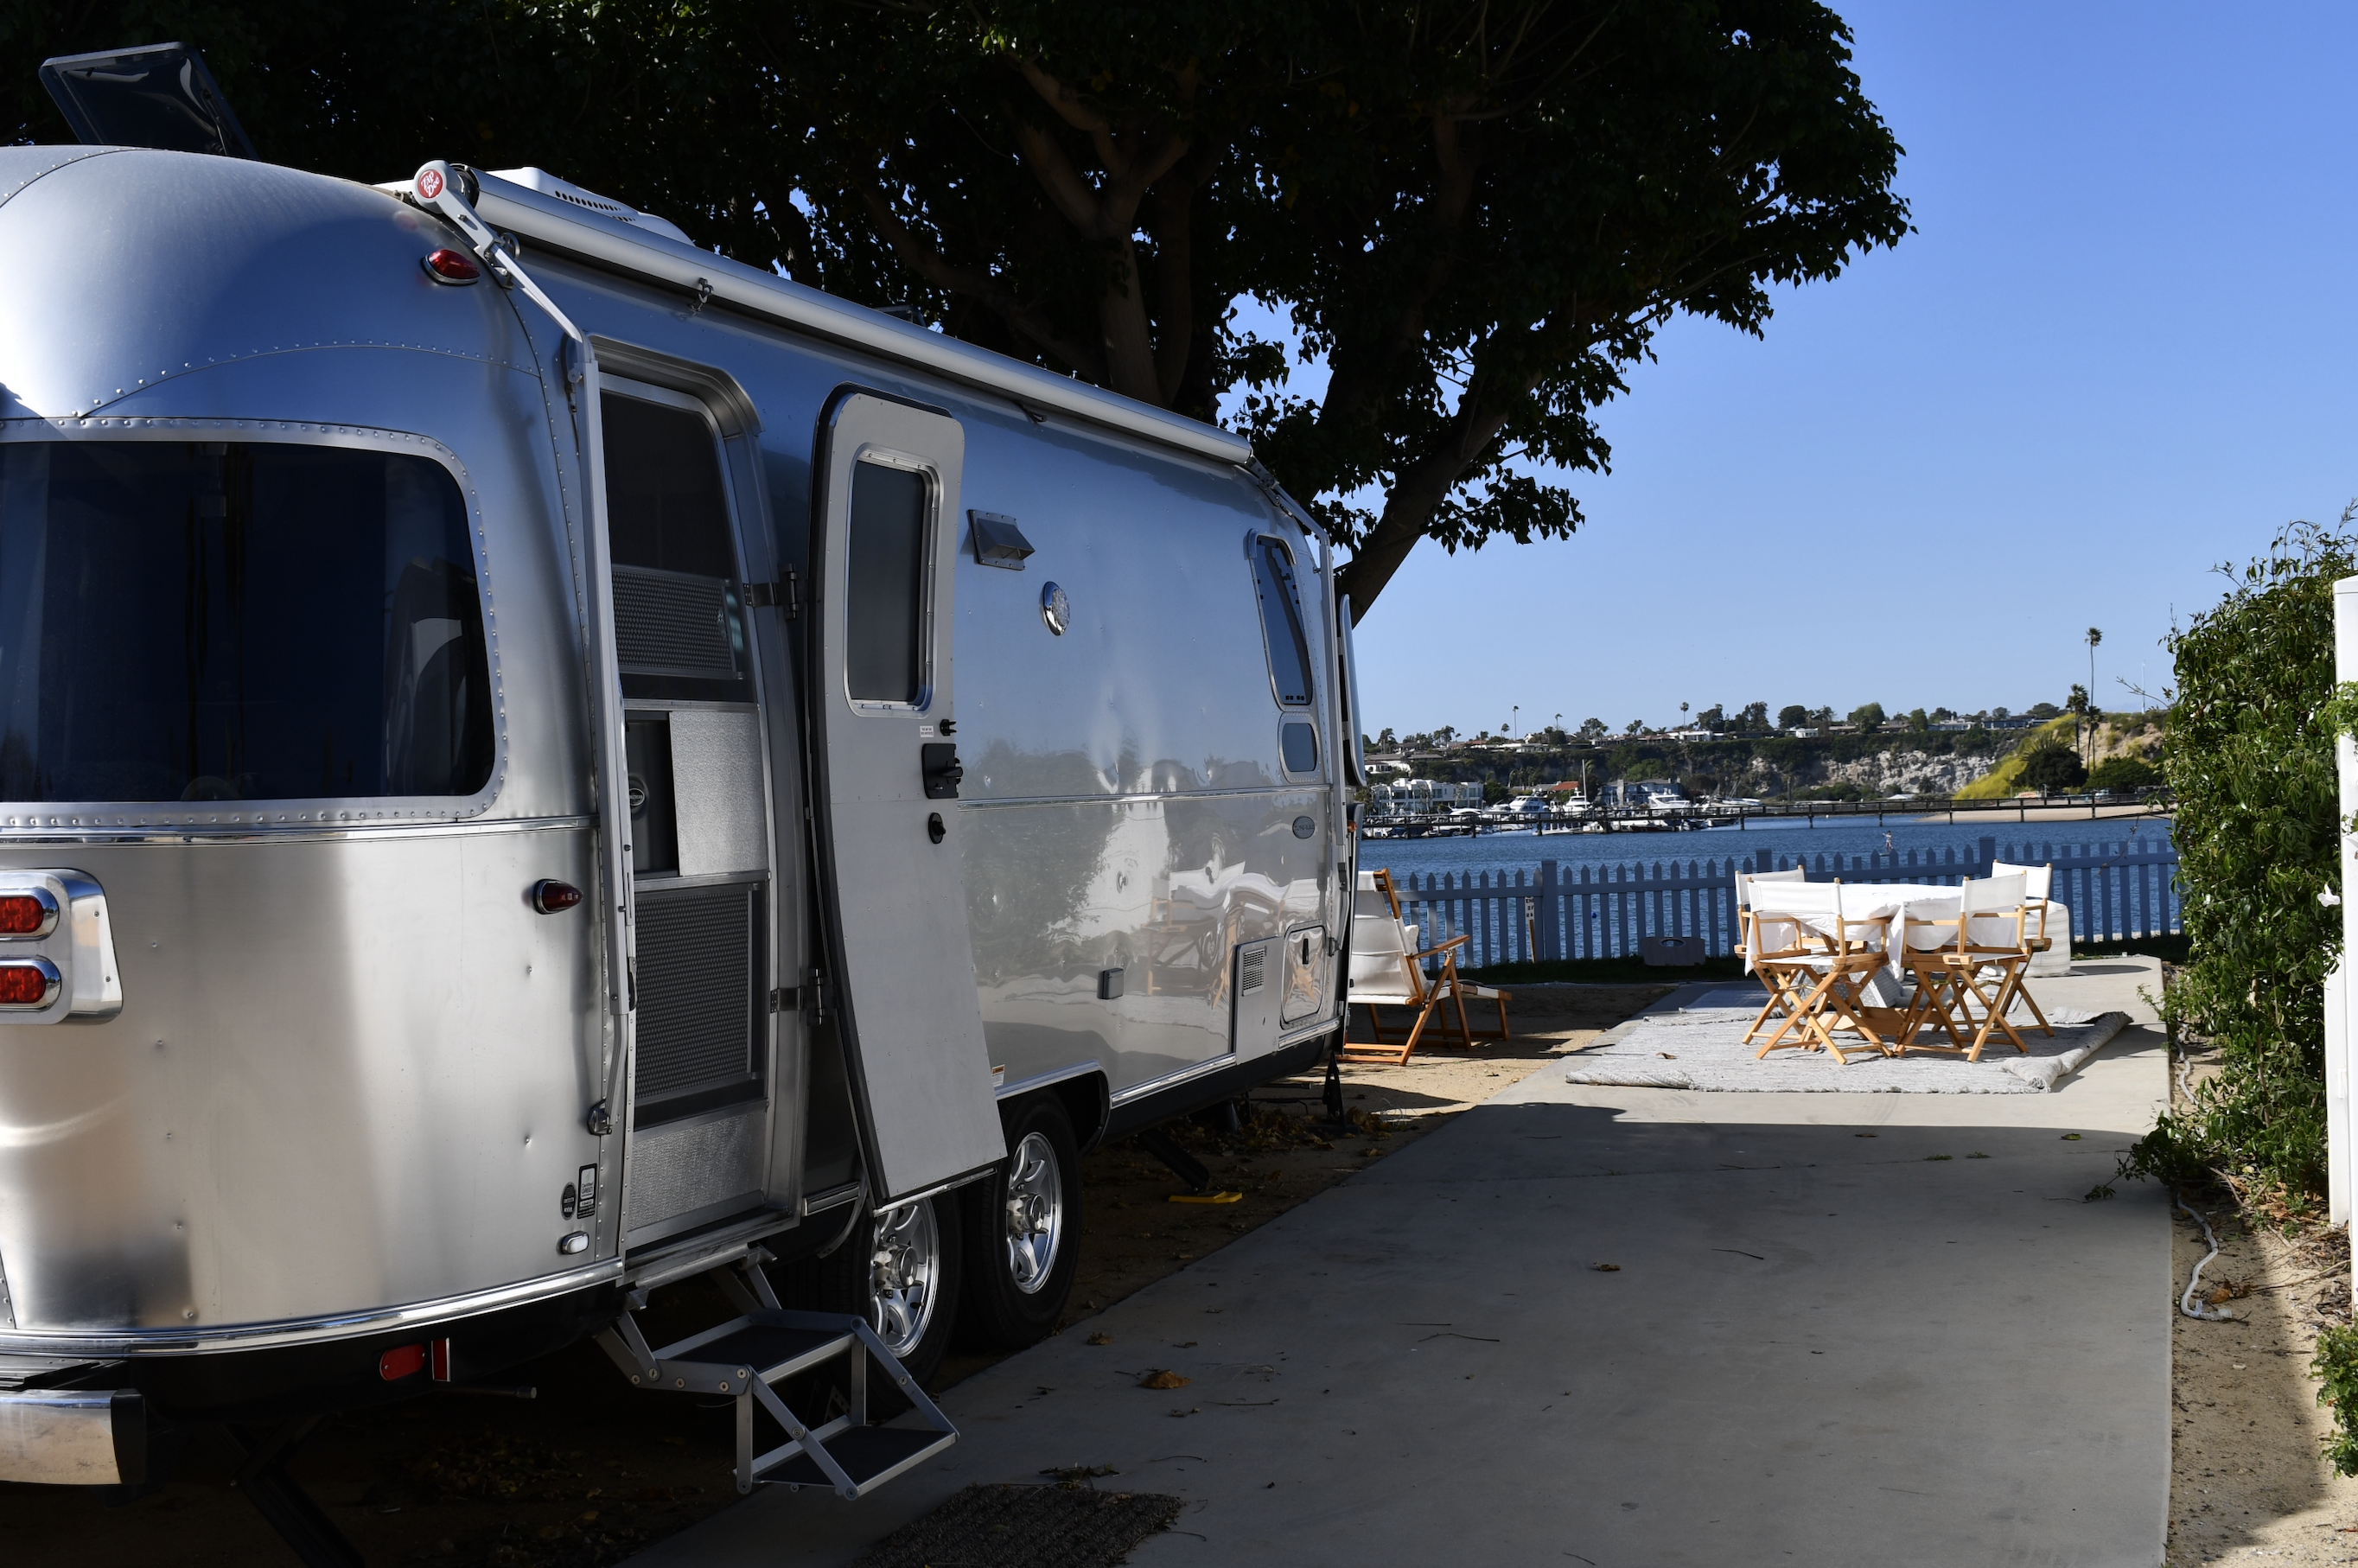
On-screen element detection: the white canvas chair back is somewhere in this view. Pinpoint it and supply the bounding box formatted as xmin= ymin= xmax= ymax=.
xmin=1960 ymin=872 xmax=2028 ymax=948
xmin=1734 ymin=864 xmax=1807 ymax=908
xmin=1992 ymin=860 xmax=2052 ymax=901
xmin=1349 ymin=888 xmax=1420 ymax=1004
xmin=1745 ymin=879 xmax=1839 ymax=969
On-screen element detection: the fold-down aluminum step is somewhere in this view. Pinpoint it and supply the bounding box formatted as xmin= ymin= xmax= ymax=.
xmin=596 ymin=1252 xmax=955 ymax=1497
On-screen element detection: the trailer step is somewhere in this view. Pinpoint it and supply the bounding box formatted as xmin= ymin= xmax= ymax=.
xmin=596 ymin=1249 xmax=955 ymax=1498
xmin=754 ymin=1423 xmax=956 ymax=1495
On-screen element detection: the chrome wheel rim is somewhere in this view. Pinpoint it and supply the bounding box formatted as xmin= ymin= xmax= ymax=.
xmin=869 ymin=1201 xmax=940 ymax=1357
xmin=1003 ymin=1131 xmax=1064 ymax=1296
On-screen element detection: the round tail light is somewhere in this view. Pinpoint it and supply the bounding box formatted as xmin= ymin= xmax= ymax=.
xmin=532 ymin=880 xmax=583 ymax=914
xmin=423 ymin=248 xmax=481 ymax=284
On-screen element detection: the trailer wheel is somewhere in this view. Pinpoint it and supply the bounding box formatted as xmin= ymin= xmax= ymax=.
xmin=958 ymin=1094 xmax=1082 ymax=1348
xmin=786 ymin=1192 xmax=961 ymax=1414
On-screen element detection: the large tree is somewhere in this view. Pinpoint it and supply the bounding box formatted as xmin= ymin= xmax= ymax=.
xmin=3 ymin=1 xmax=1907 ymax=613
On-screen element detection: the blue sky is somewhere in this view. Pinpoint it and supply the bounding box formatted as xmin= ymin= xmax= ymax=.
xmin=1297 ymin=1 xmax=2358 ymax=738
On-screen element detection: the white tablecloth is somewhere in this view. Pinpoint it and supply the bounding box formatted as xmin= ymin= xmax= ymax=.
xmin=1749 ymin=883 xmax=1966 ymax=980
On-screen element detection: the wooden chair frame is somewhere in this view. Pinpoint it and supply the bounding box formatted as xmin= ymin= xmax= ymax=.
xmin=1342 ymin=870 xmax=1510 ymax=1066
xmin=1896 ymin=877 xmax=2036 ymax=1061
xmin=1746 ymin=885 xmax=1905 ymax=1064
xmin=1990 ymin=860 xmax=2057 ymax=1037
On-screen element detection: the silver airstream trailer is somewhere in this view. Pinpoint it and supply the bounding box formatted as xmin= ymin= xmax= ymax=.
xmin=0 ymin=61 xmax=1361 ymax=1549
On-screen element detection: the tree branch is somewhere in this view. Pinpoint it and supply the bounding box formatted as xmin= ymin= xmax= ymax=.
xmin=853 ymin=182 xmax=1107 ymax=380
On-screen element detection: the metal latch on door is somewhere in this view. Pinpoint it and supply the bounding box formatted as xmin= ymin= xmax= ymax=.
xmin=921 ymin=743 xmax=963 ymax=800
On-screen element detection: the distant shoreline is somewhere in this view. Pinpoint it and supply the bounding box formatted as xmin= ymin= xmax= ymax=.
xmin=1915 ymin=803 xmax=2171 ymax=825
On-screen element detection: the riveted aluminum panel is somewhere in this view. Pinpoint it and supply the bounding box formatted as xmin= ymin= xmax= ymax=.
xmin=0 ymin=830 xmax=602 ymax=1335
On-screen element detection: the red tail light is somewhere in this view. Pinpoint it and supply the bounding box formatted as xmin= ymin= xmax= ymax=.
xmin=532 ymin=880 xmax=583 ymax=914
xmin=0 ymin=959 xmax=58 ymax=1007
xmin=378 ymin=1342 xmax=426 ymax=1380
xmin=0 ymin=890 xmax=54 ymax=935
xmin=422 ymin=248 xmax=481 ymax=284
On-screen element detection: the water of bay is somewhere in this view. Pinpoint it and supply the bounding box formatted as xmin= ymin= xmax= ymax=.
xmin=1357 ymin=812 xmax=2175 ymax=882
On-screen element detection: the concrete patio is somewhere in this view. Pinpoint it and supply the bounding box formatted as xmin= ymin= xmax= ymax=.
xmin=632 ymin=959 xmax=2173 ymax=1568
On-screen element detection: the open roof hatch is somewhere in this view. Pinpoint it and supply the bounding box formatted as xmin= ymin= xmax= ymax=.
xmin=39 ymin=42 xmax=255 ymax=159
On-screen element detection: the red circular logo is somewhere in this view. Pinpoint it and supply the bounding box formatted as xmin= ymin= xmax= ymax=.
xmin=417 ymin=168 xmax=445 ymax=201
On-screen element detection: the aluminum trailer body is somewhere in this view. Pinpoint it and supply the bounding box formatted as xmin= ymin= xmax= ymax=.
xmin=0 ymin=146 xmax=1355 ymax=1495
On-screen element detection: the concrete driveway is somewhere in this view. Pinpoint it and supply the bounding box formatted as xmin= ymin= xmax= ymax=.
xmin=632 ymin=959 xmax=2172 ymax=1568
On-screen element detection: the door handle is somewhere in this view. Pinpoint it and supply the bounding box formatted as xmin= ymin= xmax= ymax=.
xmin=921 ymin=742 xmax=963 ymax=800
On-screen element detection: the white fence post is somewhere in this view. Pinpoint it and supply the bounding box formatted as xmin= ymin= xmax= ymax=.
xmin=2329 ymin=577 xmax=2358 ymax=1230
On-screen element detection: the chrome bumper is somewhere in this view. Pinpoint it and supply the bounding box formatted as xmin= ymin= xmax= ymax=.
xmin=0 ymin=1387 xmax=143 ymax=1484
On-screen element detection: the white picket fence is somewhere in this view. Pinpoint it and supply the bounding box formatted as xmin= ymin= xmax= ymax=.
xmin=1384 ymin=835 xmax=2181 ymax=972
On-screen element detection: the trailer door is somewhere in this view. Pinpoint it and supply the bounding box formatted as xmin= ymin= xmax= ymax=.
xmin=807 ymin=390 xmax=1003 ymax=1204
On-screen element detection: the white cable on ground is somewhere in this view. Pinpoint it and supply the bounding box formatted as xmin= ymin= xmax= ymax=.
xmin=2177 ymin=1192 xmax=2234 ymax=1321
xmin=2169 ymin=1008 xmax=2236 ymax=1321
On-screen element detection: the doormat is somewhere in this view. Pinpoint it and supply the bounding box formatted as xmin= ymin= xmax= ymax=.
xmin=855 ymin=1483 xmax=1186 ymax=1568
xmin=1561 ymin=988 xmax=2133 ymax=1093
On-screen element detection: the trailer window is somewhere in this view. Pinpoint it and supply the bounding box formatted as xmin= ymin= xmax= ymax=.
xmin=1252 ymin=536 xmax=1313 ymax=707
xmin=0 ymin=441 xmax=493 ymax=803
xmin=844 ymin=459 xmax=929 ymax=705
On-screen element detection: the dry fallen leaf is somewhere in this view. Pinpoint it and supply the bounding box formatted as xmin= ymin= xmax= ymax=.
xmin=1141 ymin=1369 xmax=1193 ymax=1389
xmin=1087 ymin=1332 xmax=1112 ymax=1346
xmin=1592 ymin=1263 xmax=1621 ymax=1272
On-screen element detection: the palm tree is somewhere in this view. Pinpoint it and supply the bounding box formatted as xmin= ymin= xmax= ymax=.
xmin=2085 ymin=628 xmax=2102 ymax=763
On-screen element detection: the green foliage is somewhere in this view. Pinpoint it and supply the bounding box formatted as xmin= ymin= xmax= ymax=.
xmin=2017 ymin=742 xmax=2087 ymax=792
xmin=2088 ymin=755 xmax=2161 ymax=793
xmin=1481 ymin=779 xmax=1508 ymax=804
xmin=1 ymin=3 xmax=1909 ymax=616
xmin=1776 ymin=704 xmax=1810 ymax=730
xmin=1953 ymin=715 xmax=2082 ymax=800
xmin=2316 ymin=1323 xmax=2358 ymax=1476
xmin=2122 ymin=519 xmax=2355 ymax=1206
xmin=1847 ymin=701 xmax=1886 ymax=731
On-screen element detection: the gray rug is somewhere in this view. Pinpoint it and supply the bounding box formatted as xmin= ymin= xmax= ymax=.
xmin=1561 ymin=986 xmax=2132 ymax=1093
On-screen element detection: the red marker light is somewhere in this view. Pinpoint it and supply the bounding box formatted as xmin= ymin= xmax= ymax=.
xmin=532 ymin=880 xmax=583 ymax=915
xmin=423 ymin=249 xmax=480 ymax=284
xmin=379 ymin=1342 xmax=427 ymax=1380
xmin=0 ymin=891 xmax=54 ymax=935
xmin=0 ymin=960 xmax=55 ymax=1007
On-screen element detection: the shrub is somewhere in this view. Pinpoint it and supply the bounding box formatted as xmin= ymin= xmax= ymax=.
xmin=2121 ymin=518 xmax=2354 ymax=1208
xmin=2317 ymin=1323 xmax=2358 ymax=1475
xmin=2088 ymin=755 xmax=2161 ymax=793
xmin=2017 ymin=742 xmax=2087 ymax=792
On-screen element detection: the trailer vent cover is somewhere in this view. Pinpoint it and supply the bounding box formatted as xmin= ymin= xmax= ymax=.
xmin=1239 ymin=946 xmax=1265 ymax=994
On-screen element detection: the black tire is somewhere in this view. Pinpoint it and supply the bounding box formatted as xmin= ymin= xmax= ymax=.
xmin=957 ymin=1093 xmax=1084 ymax=1350
xmin=780 ymin=1193 xmax=961 ymax=1416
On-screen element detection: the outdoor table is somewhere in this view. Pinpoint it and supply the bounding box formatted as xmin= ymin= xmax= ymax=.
xmin=1749 ymin=882 xmax=1962 ymax=995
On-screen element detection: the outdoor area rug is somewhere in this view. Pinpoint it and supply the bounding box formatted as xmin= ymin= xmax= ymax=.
xmin=1561 ymin=987 xmax=2132 ymax=1093
xmin=853 ymin=1482 xmax=1185 ymax=1568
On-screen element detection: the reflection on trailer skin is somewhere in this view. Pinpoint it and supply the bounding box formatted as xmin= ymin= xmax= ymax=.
xmin=0 ymin=64 xmax=1355 ymax=1527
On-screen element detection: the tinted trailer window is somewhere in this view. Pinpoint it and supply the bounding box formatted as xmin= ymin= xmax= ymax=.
xmin=0 ymin=441 xmax=492 ymax=802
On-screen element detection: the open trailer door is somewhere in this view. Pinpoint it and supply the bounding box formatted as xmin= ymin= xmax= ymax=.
xmin=806 ymin=390 xmax=1004 ymax=1205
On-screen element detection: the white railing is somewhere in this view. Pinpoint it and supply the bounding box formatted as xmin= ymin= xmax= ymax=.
xmin=1382 ymin=834 xmax=2181 ymax=972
